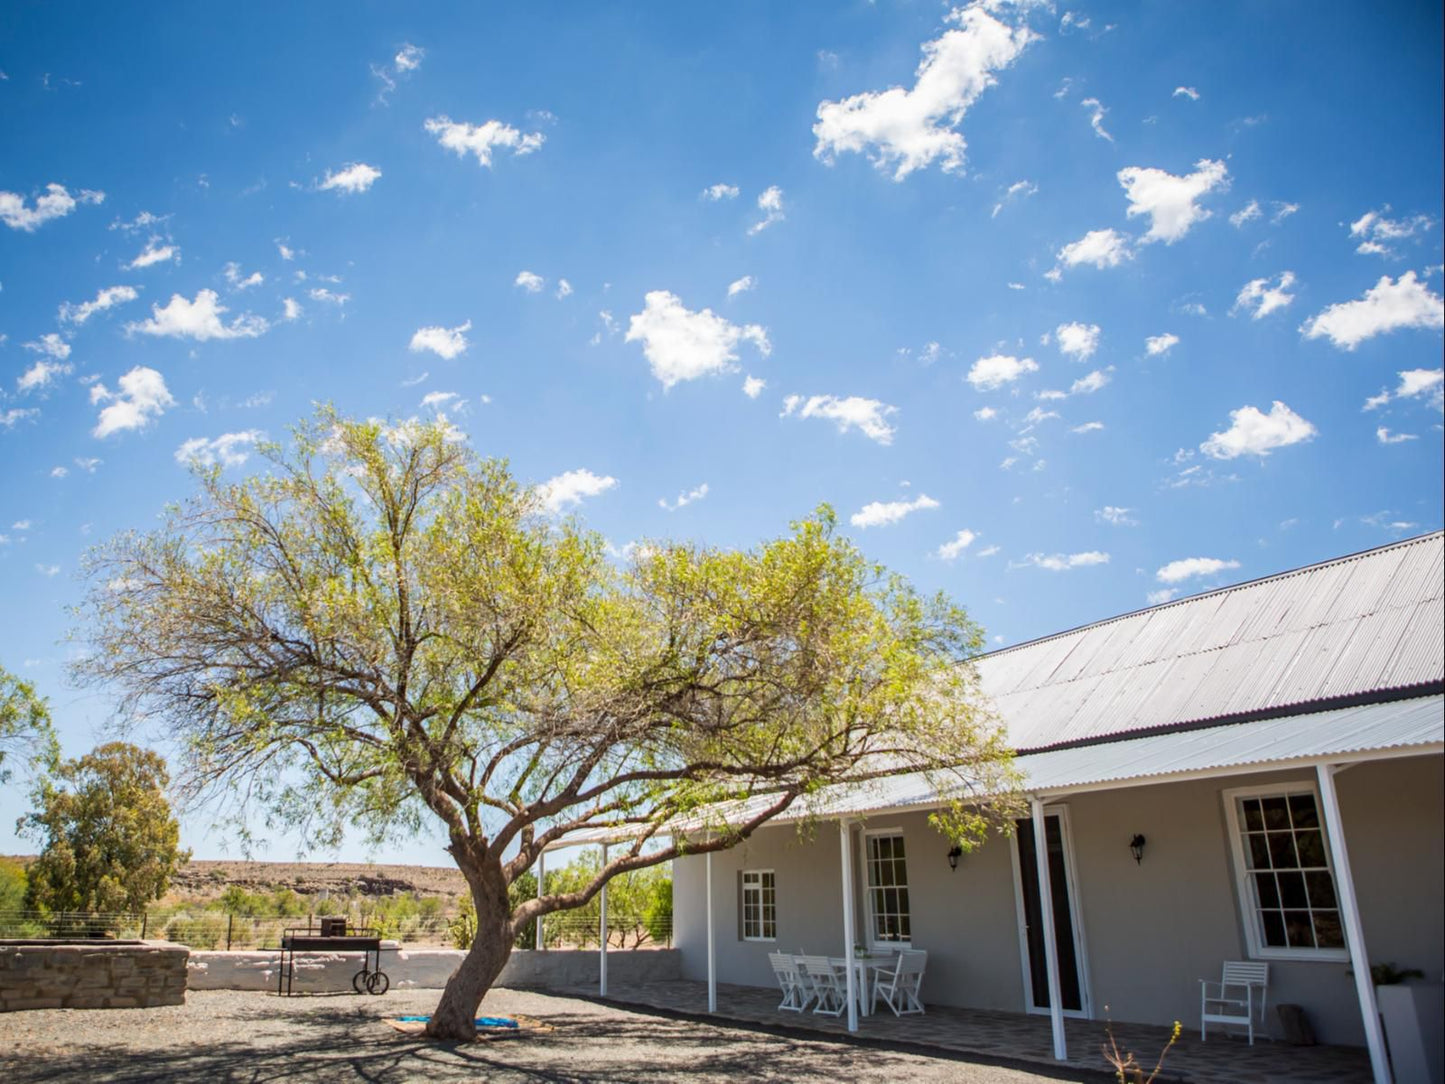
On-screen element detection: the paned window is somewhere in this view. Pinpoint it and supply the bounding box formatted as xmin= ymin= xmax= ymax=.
xmin=865 ymin=833 xmax=911 ymax=945
xmin=1229 ymin=788 xmax=1345 ymax=957
xmin=741 ymin=870 xmax=776 ymax=941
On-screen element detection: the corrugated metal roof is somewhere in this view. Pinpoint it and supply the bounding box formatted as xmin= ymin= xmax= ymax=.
xmin=979 ymin=532 xmax=1444 ymax=750
xmin=549 ymin=696 xmax=1444 ymax=848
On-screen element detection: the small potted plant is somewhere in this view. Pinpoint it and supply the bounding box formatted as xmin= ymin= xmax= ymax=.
xmin=1370 ymin=962 xmax=1441 ymax=1084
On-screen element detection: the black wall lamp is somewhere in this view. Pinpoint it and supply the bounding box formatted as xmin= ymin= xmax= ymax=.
xmin=947 ymin=845 xmax=964 ymax=871
xmin=1129 ymin=834 xmax=1147 ymax=865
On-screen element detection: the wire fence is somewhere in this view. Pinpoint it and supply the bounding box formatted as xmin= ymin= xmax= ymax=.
xmin=0 ymin=909 xmax=672 ymax=952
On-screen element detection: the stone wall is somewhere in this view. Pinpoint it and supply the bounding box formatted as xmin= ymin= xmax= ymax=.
xmin=0 ymin=940 xmax=189 ymax=1011
xmin=187 ymin=946 xmax=682 ymax=993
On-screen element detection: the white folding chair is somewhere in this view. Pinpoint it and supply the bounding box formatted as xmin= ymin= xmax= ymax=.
xmin=873 ymin=949 xmax=927 ymax=1016
xmin=798 ymin=955 xmax=847 ymax=1016
xmin=768 ymin=952 xmax=812 ymax=1012
xmin=1200 ymin=961 xmax=1270 ymax=1044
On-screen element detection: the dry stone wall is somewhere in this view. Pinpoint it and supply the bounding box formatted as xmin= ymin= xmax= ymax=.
xmin=0 ymin=940 xmax=189 ymax=1011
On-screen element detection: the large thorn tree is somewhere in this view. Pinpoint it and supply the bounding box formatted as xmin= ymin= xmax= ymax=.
xmin=75 ymin=410 xmax=1015 ymax=1040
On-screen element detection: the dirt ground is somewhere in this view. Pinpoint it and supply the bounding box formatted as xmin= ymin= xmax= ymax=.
xmin=0 ymin=987 xmax=1105 ymax=1084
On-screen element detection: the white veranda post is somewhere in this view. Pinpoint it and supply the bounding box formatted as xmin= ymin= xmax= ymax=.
xmin=1031 ymin=796 xmax=1067 ymax=1062
xmin=839 ymin=819 xmax=859 ymax=1032
xmin=535 ymin=850 xmax=546 ymax=950
xmin=706 ymin=849 xmax=717 ymax=1013
xmin=599 ymin=843 xmax=609 ymax=997
xmin=1316 ymin=764 xmax=1389 ymax=1084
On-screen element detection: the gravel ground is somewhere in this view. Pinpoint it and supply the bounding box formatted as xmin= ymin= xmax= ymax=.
xmin=0 ymin=988 xmax=1105 ymax=1083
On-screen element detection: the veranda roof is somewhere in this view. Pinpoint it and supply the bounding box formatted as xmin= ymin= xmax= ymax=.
xmin=547 ymin=693 xmax=1443 ymax=849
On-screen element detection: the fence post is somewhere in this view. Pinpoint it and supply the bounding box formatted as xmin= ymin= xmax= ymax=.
xmin=227 ymin=914 xmax=233 ymax=951
xmin=141 ymin=913 xmax=148 ymax=939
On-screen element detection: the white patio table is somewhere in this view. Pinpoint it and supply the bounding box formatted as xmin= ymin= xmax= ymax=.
xmin=828 ymin=954 xmax=893 ymax=1018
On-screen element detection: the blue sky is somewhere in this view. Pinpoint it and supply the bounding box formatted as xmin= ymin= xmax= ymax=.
xmin=2 ymin=2 xmax=1441 ymax=864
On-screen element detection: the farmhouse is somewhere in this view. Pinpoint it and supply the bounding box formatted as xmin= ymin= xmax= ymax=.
xmin=667 ymin=531 xmax=1443 ymax=1078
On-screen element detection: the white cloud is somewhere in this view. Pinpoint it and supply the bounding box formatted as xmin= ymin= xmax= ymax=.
xmin=1301 ymin=272 xmax=1444 ymax=350
xmin=748 ymin=186 xmax=785 ymax=235
xmin=973 ymin=406 xmax=998 ymax=421
xmin=0 ymin=183 xmax=104 ymax=232
xmin=35 ymin=564 xmax=59 ymax=577
xmin=276 ymin=241 xmax=296 ymax=261
xmin=1056 ymin=228 xmax=1132 ymax=270
xmin=977 ymin=544 xmax=1000 ymax=558
xmin=1071 ymin=421 xmax=1105 ymax=433
xmin=1173 ymin=86 xmax=1200 ymax=101
xmin=536 ymin=468 xmax=618 ymax=513
xmin=1080 ymin=97 xmax=1112 ymax=141
xmin=126 ymin=238 xmax=179 ymax=269
xmin=0 ymin=408 xmax=40 ymax=429
xmin=420 ymin=391 xmax=461 ymax=410
xmin=1156 ymin=556 xmax=1240 ymax=584
xmin=515 ymin=270 xmax=544 ymax=293
xmin=1229 ymin=200 xmax=1262 ymax=228
xmin=1234 ymin=271 xmax=1296 ymax=320
xmin=1145 ymin=332 xmax=1179 ymax=356
xmin=1055 ymin=321 xmax=1100 ymax=360
xmin=424 ymin=116 xmax=544 ymax=168
xmin=659 ymin=482 xmax=709 ymax=511
xmin=1200 ymin=400 xmax=1317 ymax=459
xmin=281 ymin=298 xmax=302 ymax=321
xmin=1095 ymin=506 xmax=1136 ymax=526
xmin=50 ymin=466 xmax=68 ymax=479
xmin=850 ymin=493 xmax=940 ymax=528
xmin=409 ymin=320 xmax=471 ymax=360
xmin=23 ymin=333 xmax=71 ymax=361
xmin=780 ymin=394 xmax=898 ymax=445
xmin=175 ymin=430 xmax=264 ymax=468
xmin=967 ymin=353 xmax=1038 ymax=390
xmin=812 ymin=5 xmax=1035 ymax=181
xmin=127 ymin=289 xmax=268 ymax=340
xmin=17 ymin=359 xmax=72 ymax=394
xmin=556 ymin=279 xmax=573 ymax=299
xmin=1023 ymin=407 xmax=1058 ymax=426
xmin=1395 ymin=368 xmax=1444 ymax=405
xmin=319 ymin=163 xmax=381 ymax=194
xmin=1272 ymin=202 xmax=1299 ymax=224
xmin=1069 ymin=368 xmax=1111 ymax=395
xmin=59 ymin=284 xmax=139 ymax=325
xmin=992 ymin=179 xmax=1037 ymax=217
xmin=91 ymin=366 xmax=175 ymax=438
xmin=223 ymin=262 xmax=263 ymax=290
xmin=625 ymin=291 xmax=770 ymax=390
xmin=1376 ymin=427 xmax=1417 ymax=445
xmin=701 ymin=183 xmax=739 ymax=201
xmin=1018 ymin=551 xmax=1110 ymax=571
xmin=1147 ymin=588 xmax=1179 ymax=605
xmin=308 ymin=287 xmax=348 ymax=307
xmin=1349 ymin=207 xmax=1435 ymax=257
xmin=110 ymin=210 xmax=169 ymax=233
xmin=742 ymin=375 xmax=766 ymax=399
xmin=394 ymin=44 xmax=424 ymax=72
xmin=727 ymin=275 xmax=756 ymax=298
xmin=1118 ymin=158 xmax=1229 ymax=243
xmin=74 ymin=457 xmax=101 ymax=472
xmin=935 ymin=528 xmax=976 ymax=560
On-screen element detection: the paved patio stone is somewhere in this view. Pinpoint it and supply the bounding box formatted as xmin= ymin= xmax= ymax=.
xmin=568 ymin=979 xmax=1374 ymax=1084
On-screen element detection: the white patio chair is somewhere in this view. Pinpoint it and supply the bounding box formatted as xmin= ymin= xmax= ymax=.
xmin=768 ymin=952 xmax=812 ymax=1012
xmin=1200 ymin=961 xmax=1270 ymax=1044
xmin=872 ymin=949 xmax=927 ymax=1016
xmin=798 ymin=955 xmax=847 ymax=1016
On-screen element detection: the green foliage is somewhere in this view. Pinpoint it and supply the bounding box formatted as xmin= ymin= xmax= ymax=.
xmin=19 ymin=742 xmax=190 ymax=915
xmin=0 ymin=664 xmax=57 ymax=784
xmin=0 ymin=857 xmax=28 ymax=913
xmin=1371 ymin=962 xmax=1425 ymax=986
xmin=73 ymin=408 xmax=1014 ymax=1001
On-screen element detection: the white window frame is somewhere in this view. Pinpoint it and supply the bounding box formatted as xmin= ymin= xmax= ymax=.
xmin=740 ymin=869 xmax=776 ymax=942
xmin=1223 ymin=782 xmax=1349 ymax=962
xmin=861 ymin=828 xmax=913 ymax=951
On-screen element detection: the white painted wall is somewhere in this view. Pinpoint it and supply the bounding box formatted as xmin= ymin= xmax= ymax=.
xmin=673 ymin=753 xmax=1443 ymax=1047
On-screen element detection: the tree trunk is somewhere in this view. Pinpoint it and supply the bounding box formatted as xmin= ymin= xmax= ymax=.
xmin=426 ymin=860 xmax=514 ymax=1041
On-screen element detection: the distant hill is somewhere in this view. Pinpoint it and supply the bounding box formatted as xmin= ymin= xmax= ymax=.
xmin=164 ymin=859 xmax=469 ymax=903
